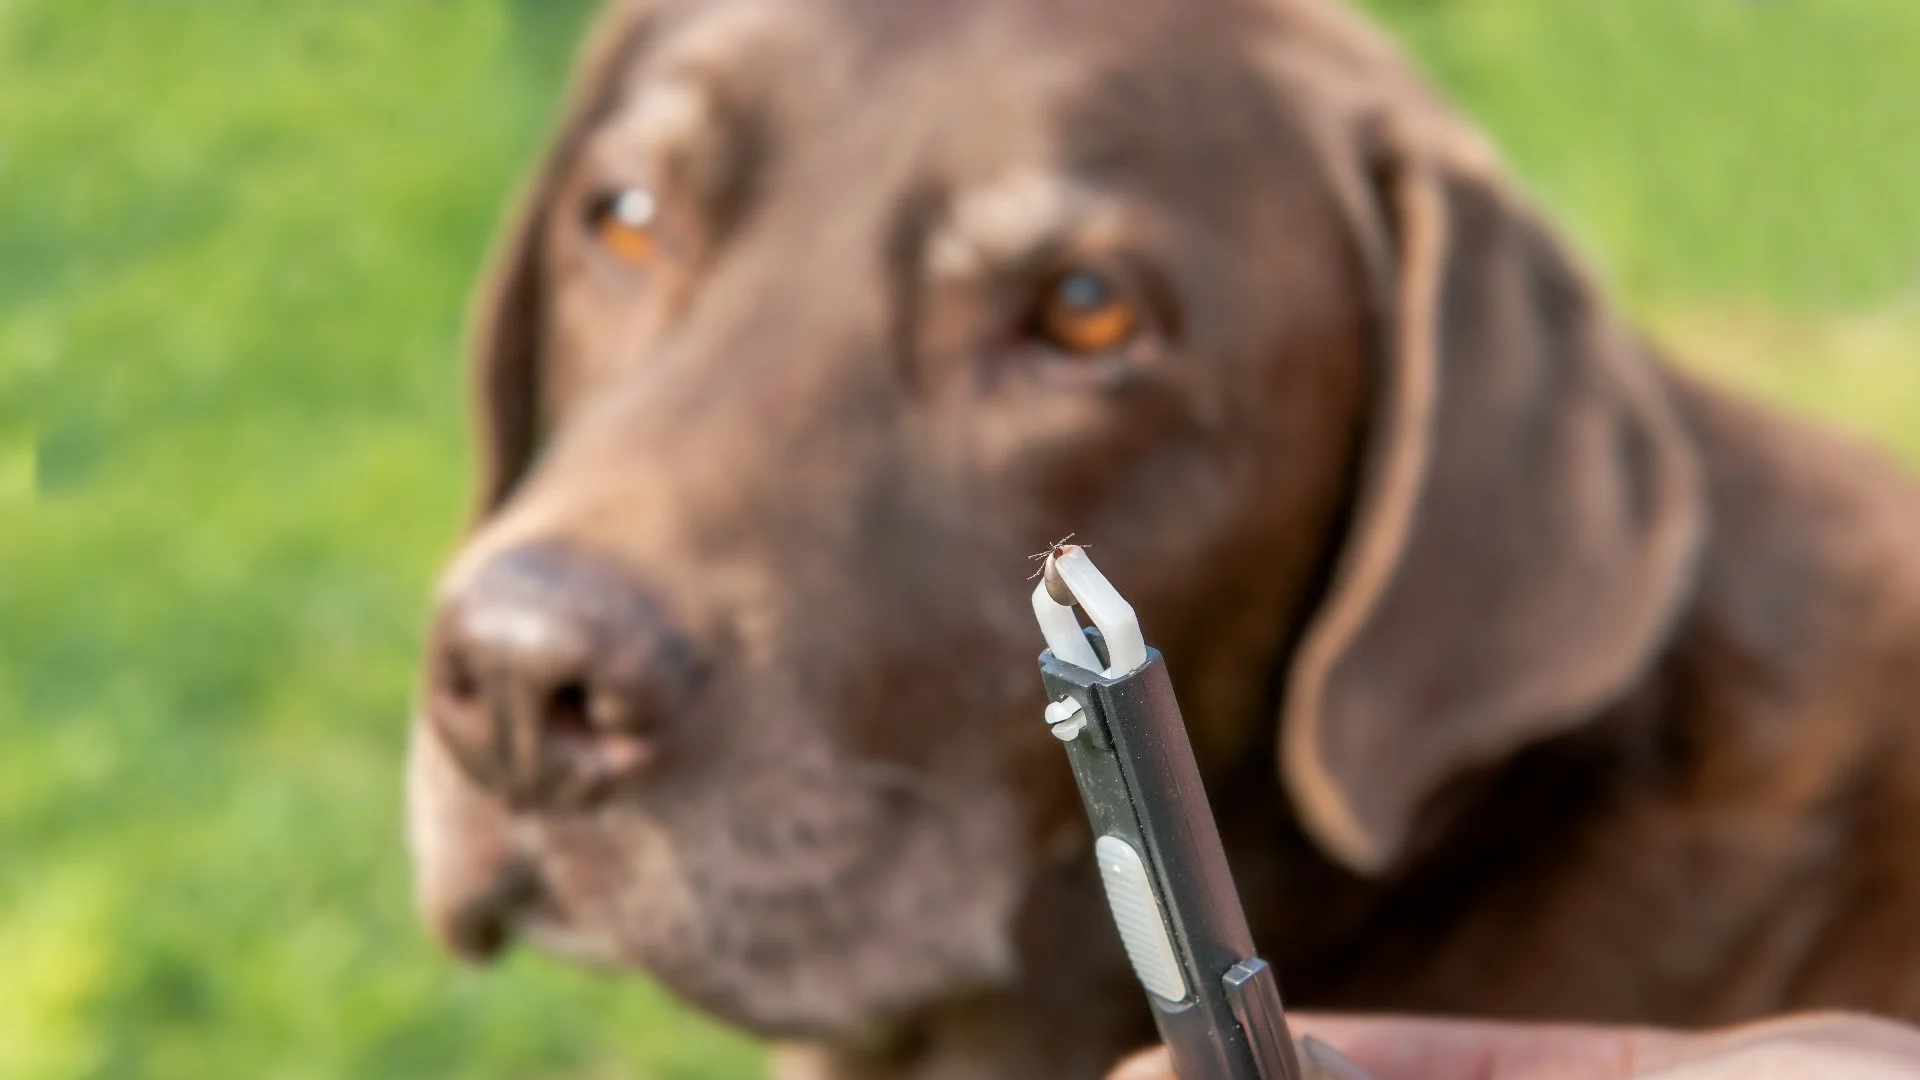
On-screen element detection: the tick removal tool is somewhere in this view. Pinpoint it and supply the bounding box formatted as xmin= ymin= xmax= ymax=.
xmin=1034 ymin=544 xmax=1305 ymax=1080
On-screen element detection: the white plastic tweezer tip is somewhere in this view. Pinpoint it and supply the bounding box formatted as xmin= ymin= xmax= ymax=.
xmin=1030 ymin=544 xmax=1148 ymax=679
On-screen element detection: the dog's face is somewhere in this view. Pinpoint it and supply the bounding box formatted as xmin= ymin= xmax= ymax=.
xmin=409 ymin=0 xmax=1704 ymax=1045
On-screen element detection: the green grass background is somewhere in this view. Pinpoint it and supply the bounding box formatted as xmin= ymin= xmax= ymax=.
xmin=1 ymin=1 xmax=1915 ymax=1077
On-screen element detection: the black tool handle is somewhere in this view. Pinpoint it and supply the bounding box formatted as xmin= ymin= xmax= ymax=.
xmin=1040 ymin=647 xmax=1303 ymax=1080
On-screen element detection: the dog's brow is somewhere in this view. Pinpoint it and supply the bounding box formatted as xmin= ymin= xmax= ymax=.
xmin=927 ymin=170 xmax=1100 ymax=280
xmin=649 ymin=0 xmax=782 ymax=77
xmin=597 ymin=2 xmax=792 ymax=179
xmin=586 ymin=73 xmax=745 ymax=212
xmin=619 ymin=78 xmax=715 ymax=163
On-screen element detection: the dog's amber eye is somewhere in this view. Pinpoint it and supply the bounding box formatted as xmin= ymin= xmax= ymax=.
xmin=589 ymin=187 xmax=659 ymax=266
xmin=1038 ymin=271 xmax=1137 ymax=354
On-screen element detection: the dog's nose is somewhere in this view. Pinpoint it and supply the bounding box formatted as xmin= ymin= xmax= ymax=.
xmin=426 ymin=544 xmax=703 ymax=807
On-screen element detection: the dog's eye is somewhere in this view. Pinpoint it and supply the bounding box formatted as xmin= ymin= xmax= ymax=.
xmin=588 ymin=187 xmax=659 ymax=267
xmin=1037 ymin=271 xmax=1138 ymax=355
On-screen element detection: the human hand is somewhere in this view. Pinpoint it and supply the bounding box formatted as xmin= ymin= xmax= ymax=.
xmin=1105 ymin=1011 xmax=1920 ymax=1080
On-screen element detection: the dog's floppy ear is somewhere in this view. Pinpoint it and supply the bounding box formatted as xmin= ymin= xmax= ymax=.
xmin=469 ymin=171 xmax=544 ymax=515
xmin=467 ymin=4 xmax=654 ymax=516
xmin=1279 ymin=112 xmax=1706 ymax=875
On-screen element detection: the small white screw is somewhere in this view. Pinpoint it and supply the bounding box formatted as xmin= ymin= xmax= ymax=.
xmin=1045 ymin=697 xmax=1087 ymax=742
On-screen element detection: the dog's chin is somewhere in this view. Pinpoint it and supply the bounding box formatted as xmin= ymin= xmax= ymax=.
xmin=517 ymin=906 xmax=1020 ymax=1042
xmin=685 ymin=935 xmax=1015 ymax=1042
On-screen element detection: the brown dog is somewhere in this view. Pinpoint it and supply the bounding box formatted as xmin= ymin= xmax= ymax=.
xmin=406 ymin=0 xmax=1920 ymax=1077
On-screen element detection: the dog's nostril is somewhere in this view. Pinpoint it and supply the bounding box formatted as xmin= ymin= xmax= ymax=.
xmin=444 ymin=650 xmax=481 ymax=705
xmin=546 ymin=680 xmax=593 ymax=737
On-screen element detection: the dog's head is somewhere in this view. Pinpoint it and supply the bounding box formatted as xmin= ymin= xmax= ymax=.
xmin=407 ymin=0 xmax=1702 ymax=1041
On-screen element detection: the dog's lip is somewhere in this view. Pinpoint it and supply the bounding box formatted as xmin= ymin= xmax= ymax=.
xmin=437 ymin=858 xmax=554 ymax=964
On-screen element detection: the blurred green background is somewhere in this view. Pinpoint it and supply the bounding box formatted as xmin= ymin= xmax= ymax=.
xmin=1 ymin=1 xmax=1915 ymax=1077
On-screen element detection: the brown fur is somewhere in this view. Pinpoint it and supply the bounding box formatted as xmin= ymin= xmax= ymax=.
xmin=407 ymin=0 xmax=1920 ymax=1077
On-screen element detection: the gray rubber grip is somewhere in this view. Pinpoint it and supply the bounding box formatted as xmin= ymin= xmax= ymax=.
xmin=1094 ymin=834 xmax=1188 ymax=1002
